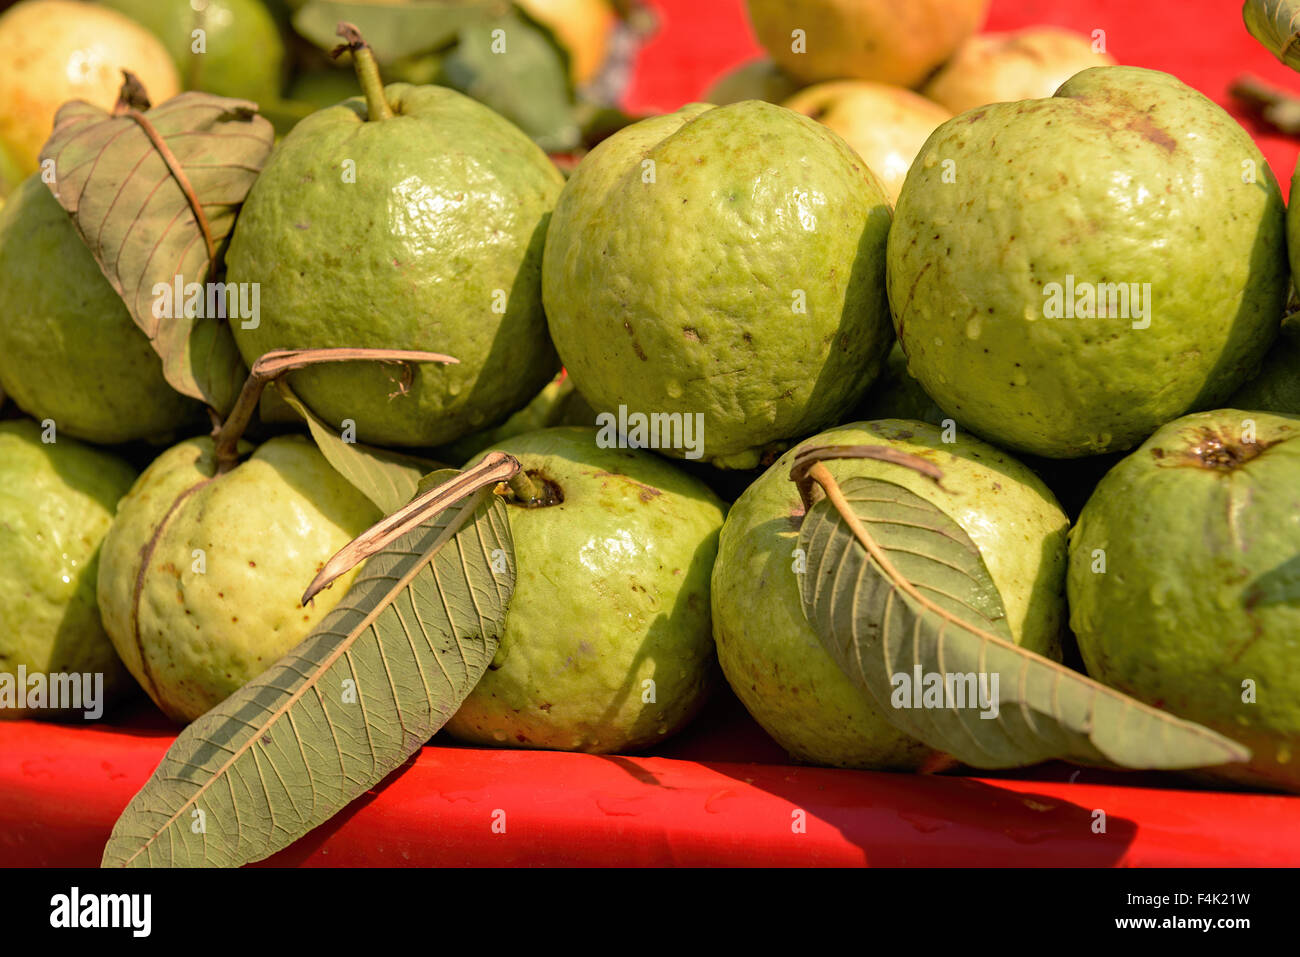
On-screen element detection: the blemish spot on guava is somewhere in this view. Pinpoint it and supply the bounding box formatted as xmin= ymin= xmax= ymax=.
xmin=683 ymin=327 xmax=702 ymax=342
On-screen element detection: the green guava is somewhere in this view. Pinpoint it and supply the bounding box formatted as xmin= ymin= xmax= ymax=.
xmin=888 ymin=66 xmax=1289 ymax=458
xmin=0 ymin=419 xmax=137 ymax=718
xmin=101 ymin=0 xmax=286 ymax=103
xmin=1226 ymin=313 xmax=1300 ymax=415
xmin=0 ymin=176 xmax=201 ymax=444
xmin=227 ymin=80 xmax=565 ymax=448
xmin=1068 ymin=409 xmax=1300 ymax=792
xmin=96 ymin=434 xmax=381 ymax=722
xmin=445 ymin=427 xmax=726 ymax=753
xmin=711 ymin=419 xmax=1070 ymax=769
xmin=542 ymin=101 xmax=895 ymax=470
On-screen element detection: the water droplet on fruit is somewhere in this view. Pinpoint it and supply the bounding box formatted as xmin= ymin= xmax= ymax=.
xmin=492 ymin=729 xmax=507 ymax=742
xmin=1011 ymin=370 xmax=1027 ymax=387
xmin=964 ymin=317 xmax=981 ymax=340
xmin=932 ymin=336 xmax=943 ymax=347
xmin=447 ymin=380 xmax=463 ymax=396
xmin=665 ymin=379 xmax=682 ymax=399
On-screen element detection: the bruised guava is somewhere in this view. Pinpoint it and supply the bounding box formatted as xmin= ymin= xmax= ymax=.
xmin=445 ymin=427 xmax=726 ymax=753
xmin=1068 ymin=409 xmax=1300 ymax=792
xmin=0 ymin=420 xmax=137 ymax=718
xmin=888 ymin=66 xmax=1289 ymax=458
xmin=711 ymin=420 xmax=1069 ymax=769
xmin=96 ymin=435 xmax=380 ymax=722
xmin=543 ymin=101 xmax=894 ymax=469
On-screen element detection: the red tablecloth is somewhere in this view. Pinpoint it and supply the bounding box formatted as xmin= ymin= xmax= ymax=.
xmin=4 ymin=0 xmax=1300 ymax=868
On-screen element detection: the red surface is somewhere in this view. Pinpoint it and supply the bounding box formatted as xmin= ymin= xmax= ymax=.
xmin=4 ymin=691 xmax=1300 ymax=867
xmin=5 ymin=0 xmax=1300 ymax=868
xmin=623 ymin=0 xmax=1300 ymax=199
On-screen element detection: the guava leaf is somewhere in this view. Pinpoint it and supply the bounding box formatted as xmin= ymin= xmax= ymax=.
xmin=276 ymin=381 xmax=448 ymax=514
xmin=40 ymin=91 xmax=274 ymax=416
xmin=441 ymin=13 xmax=581 ymax=152
xmin=293 ymin=0 xmax=494 ymax=62
xmin=797 ymin=475 xmax=1251 ymax=772
xmin=101 ymin=470 xmax=514 ymax=868
xmin=1244 ymin=0 xmax=1300 ymax=71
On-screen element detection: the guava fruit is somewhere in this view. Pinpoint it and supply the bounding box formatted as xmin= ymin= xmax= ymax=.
xmin=703 ymin=58 xmax=801 ymax=106
xmin=101 ymin=0 xmax=286 ymax=104
xmin=0 ymin=176 xmax=202 ymax=444
xmin=227 ymin=71 xmax=564 ymax=448
xmin=543 ymin=101 xmax=894 ymax=470
xmin=0 ymin=0 xmax=180 ymax=174
xmin=516 ymin=0 xmax=616 ymax=86
xmin=445 ymin=427 xmax=726 ymax=753
xmin=1068 ymin=409 xmax=1300 ymax=792
xmin=711 ymin=419 xmax=1069 ymax=770
xmin=97 ymin=434 xmax=381 ymax=722
xmin=0 ymin=420 xmax=137 ymax=718
xmin=783 ymin=81 xmax=951 ymax=205
xmin=1226 ymin=313 xmax=1300 ymax=414
xmin=888 ymin=66 xmax=1289 ymax=459
xmin=921 ymin=27 xmax=1115 ymax=115
xmin=744 ymin=0 xmax=989 ymax=87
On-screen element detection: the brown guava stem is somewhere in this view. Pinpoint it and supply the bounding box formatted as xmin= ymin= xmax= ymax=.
xmin=507 ymin=470 xmax=543 ymax=504
xmin=211 ymin=347 xmax=459 ymax=475
xmin=334 ymin=21 xmax=394 ymax=121
xmin=113 ymin=70 xmax=152 ymax=115
xmin=788 ymin=444 xmax=947 ymax=514
xmin=302 ymin=450 xmax=521 ymax=604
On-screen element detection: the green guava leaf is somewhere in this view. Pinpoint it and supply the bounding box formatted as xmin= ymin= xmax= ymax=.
xmin=1243 ymin=0 xmax=1300 ymax=71
xmin=40 ymin=91 xmax=274 ymax=416
xmin=293 ymin=0 xmax=493 ymax=62
xmin=101 ymin=469 xmax=514 ymax=867
xmin=440 ymin=13 xmax=581 ymax=151
xmin=276 ymin=381 xmax=448 ymax=514
xmin=797 ymin=476 xmax=1251 ymax=772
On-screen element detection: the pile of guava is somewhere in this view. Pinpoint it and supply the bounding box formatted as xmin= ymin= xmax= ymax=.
xmin=1 ymin=0 xmax=1297 ymax=809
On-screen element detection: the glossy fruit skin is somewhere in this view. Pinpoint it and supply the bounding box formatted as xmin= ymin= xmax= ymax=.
xmin=543 ymin=101 xmax=894 ymax=470
xmin=0 ymin=420 xmax=137 ymax=718
xmin=0 ymin=176 xmax=200 ymax=444
xmin=96 ymin=435 xmax=380 ymax=722
xmin=0 ymin=0 xmax=180 ymax=174
xmin=446 ymin=427 xmax=726 ymax=753
xmin=745 ymin=0 xmax=989 ymax=87
xmin=888 ymin=67 xmax=1289 ymax=458
xmin=1068 ymin=409 xmax=1300 ymax=792
xmin=711 ymin=420 xmax=1069 ymax=770
xmin=921 ymin=27 xmax=1116 ymax=114
xmin=228 ymin=84 xmax=565 ymax=448
xmin=101 ymin=0 xmax=286 ymax=104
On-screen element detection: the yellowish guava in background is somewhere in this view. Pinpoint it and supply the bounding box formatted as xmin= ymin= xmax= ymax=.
xmin=0 ymin=0 xmax=180 ymax=174
xmin=745 ymin=0 xmax=989 ymax=87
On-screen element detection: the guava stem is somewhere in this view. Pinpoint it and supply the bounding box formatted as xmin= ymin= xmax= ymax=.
xmin=507 ymin=470 xmax=543 ymax=504
xmin=336 ymin=21 xmax=394 ymax=121
xmin=211 ymin=347 xmax=459 ymax=475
